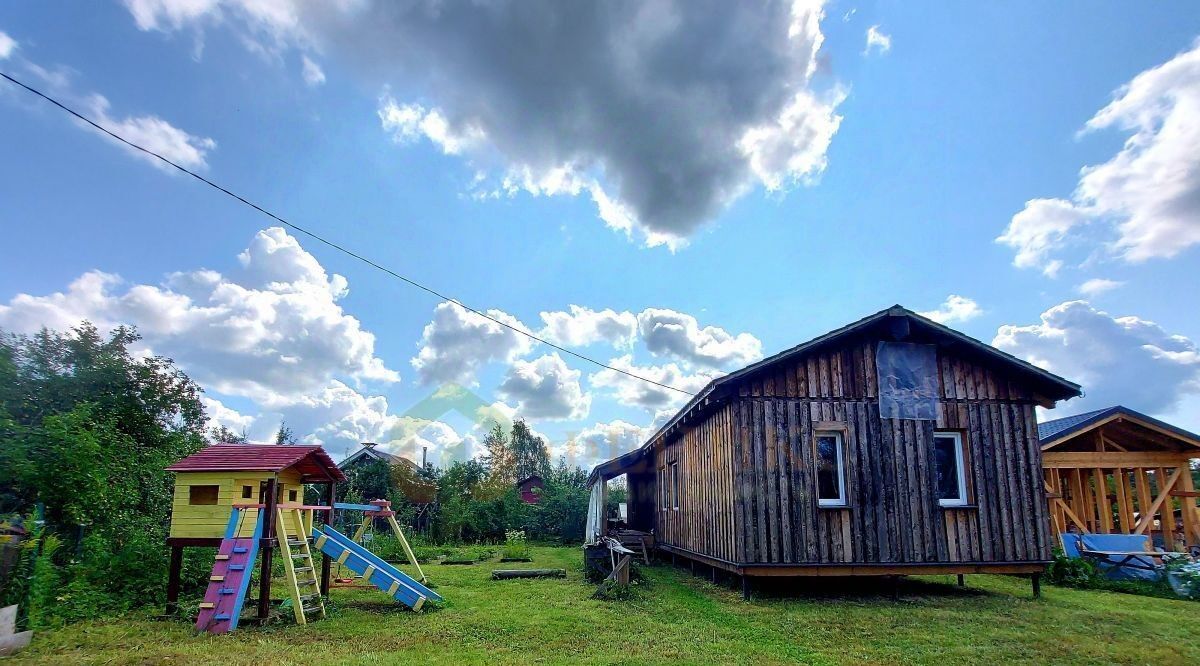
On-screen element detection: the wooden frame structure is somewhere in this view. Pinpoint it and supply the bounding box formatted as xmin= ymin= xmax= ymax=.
xmin=589 ymin=306 xmax=1082 ymax=598
xmin=1040 ymin=406 xmax=1200 ymax=552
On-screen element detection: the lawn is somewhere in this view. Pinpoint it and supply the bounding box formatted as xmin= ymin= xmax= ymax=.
xmin=12 ymin=546 xmax=1198 ymax=665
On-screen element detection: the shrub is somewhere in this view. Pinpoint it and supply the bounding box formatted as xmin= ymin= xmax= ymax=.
xmin=1047 ymin=550 xmax=1099 ymax=587
xmin=502 ymin=530 xmax=531 ymax=560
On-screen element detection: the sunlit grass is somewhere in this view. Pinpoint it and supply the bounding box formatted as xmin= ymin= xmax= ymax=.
xmin=14 ymin=546 xmax=1199 ymax=664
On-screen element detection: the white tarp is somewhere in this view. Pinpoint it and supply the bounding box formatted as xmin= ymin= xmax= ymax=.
xmin=584 ymin=482 xmax=604 ymax=545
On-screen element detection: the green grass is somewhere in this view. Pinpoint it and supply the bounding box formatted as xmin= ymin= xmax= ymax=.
xmin=12 ymin=546 xmax=1199 ymax=665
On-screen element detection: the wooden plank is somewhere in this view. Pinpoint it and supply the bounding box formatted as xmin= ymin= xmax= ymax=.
xmin=774 ymin=400 xmax=794 ymax=562
xmin=1134 ymin=467 xmax=1183 ymax=534
xmin=1157 ymin=468 xmax=1178 ymax=550
xmin=1042 ymin=452 xmax=1193 ymax=468
xmin=763 ymin=400 xmax=781 ymax=563
xmin=752 ymin=400 xmax=769 ymax=563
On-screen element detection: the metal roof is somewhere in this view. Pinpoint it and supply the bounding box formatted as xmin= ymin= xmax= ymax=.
xmin=166 ymin=443 xmax=346 ymax=482
xmin=1038 ymin=405 xmax=1200 ymax=448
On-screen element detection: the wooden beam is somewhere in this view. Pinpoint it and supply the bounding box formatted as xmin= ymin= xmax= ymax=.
xmin=1052 ymin=497 xmax=1090 ymax=534
xmin=1042 ymin=452 xmax=1193 ymax=468
xmin=1133 ymin=467 xmax=1182 ymax=534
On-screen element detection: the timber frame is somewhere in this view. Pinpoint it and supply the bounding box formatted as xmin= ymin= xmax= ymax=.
xmin=589 ymin=306 xmax=1083 ymax=596
xmin=1040 ymin=406 xmax=1200 ymax=551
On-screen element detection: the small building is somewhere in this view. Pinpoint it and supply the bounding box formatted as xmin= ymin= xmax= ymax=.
xmin=339 ymin=442 xmax=422 ymax=475
xmin=162 ymin=443 xmax=346 ymax=618
xmin=165 ymin=443 xmax=344 ymax=541
xmin=587 ymin=305 xmax=1081 ymax=595
xmin=1039 ymin=406 xmax=1200 ymax=551
xmin=517 ymin=475 xmax=545 ymax=504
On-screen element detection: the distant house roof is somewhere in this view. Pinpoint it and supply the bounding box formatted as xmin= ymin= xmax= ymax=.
xmin=340 ymin=444 xmax=420 ymax=472
xmin=589 ymin=305 xmax=1083 ymax=487
xmin=1038 ymin=405 xmax=1200 ymax=450
xmin=516 ymin=475 xmax=544 ymax=487
xmin=166 ymin=443 xmax=346 ymax=482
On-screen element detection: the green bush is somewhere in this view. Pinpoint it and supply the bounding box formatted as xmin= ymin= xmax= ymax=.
xmin=502 ymin=530 xmax=531 ymax=560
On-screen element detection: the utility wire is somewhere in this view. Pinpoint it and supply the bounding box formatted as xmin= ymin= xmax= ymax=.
xmin=0 ymin=70 xmax=697 ymax=397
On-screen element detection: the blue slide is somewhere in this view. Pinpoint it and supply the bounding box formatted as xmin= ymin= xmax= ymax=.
xmin=311 ymin=524 xmax=443 ymax=611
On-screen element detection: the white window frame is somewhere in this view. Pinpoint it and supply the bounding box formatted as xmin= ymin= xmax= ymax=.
xmin=815 ymin=431 xmax=847 ymax=507
xmin=671 ymin=462 xmax=680 ymax=511
xmin=934 ymin=431 xmax=969 ymax=507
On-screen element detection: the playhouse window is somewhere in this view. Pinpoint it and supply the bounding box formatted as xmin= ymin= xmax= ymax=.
xmin=241 ymin=485 xmax=253 ymax=499
xmin=933 ymin=431 xmax=968 ymax=507
xmin=288 ymin=489 xmax=298 ymax=503
xmin=189 ymin=485 xmax=219 ymax=505
xmin=815 ymin=432 xmax=846 ymax=507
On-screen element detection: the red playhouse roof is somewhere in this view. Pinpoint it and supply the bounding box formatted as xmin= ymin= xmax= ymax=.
xmin=166 ymin=444 xmax=346 ymax=483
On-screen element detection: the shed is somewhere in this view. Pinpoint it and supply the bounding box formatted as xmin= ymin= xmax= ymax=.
xmin=517 ymin=475 xmax=545 ymax=504
xmin=1040 ymin=406 xmax=1200 ymax=552
xmin=587 ymin=305 xmax=1081 ymax=595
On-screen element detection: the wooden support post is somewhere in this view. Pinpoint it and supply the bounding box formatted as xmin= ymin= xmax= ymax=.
xmin=165 ymin=545 xmax=184 ymax=616
xmin=320 ymin=480 xmax=335 ymax=595
xmin=741 ymin=575 xmax=751 ymax=601
xmin=257 ymin=478 xmax=278 ymax=620
xmin=1179 ymin=466 xmax=1200 ymax=545
xmin=890 ymin=576 xmax=900 ymax=602
xmin=956 ymin=574 xmax=965 ymax=587
xmin=1031 ymin=573 xmax=1042 ymax=599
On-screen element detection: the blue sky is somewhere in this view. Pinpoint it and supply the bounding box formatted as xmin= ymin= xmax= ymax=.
xmin=2 ymin=1 xmax=1199 ymax=466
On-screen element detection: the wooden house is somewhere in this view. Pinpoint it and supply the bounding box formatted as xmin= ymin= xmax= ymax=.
xmin=339 ymin=442 xmax=422 ymax=476
xmin=587 ymin=305 xmax=1081 ymax=596
xmin=1040 ymin=406 xmax=1200 ymax=552
xmin=517 ymin=475 xmax=545 ymax=504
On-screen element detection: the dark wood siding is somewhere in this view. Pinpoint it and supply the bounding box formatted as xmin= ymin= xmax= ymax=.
xmin=654 ymin=404 xmax=739 ymax=563
xmin=719 ymin=340 xmax=1049 ymax=566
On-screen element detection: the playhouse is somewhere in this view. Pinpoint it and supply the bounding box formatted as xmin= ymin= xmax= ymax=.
xmin=164 ymin=443 xmax=440 ymax=634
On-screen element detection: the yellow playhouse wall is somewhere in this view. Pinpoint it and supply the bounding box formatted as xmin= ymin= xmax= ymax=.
xmin=169 ymin=469 xmax=305 ymax=540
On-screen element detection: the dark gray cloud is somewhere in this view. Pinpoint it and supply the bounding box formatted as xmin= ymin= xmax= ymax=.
xmin=128 ymin=0 xmax=844 ymax=244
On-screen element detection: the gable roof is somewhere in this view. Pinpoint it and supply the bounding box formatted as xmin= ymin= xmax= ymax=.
xmin=589 ymin=305 xmax=1082 ymax=487
xmin=166 ymin=443 xmax=346 ymax=482
xmin=1038 ymin=405 xmax=1200 ymax=450
xmin=340 ymin=444 xmax=421 ymax=472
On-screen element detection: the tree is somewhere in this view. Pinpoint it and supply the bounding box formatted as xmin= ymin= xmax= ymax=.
xmin=209 ymin=425 xmax=247 ymax=444
xmin=0 ymin=323 xmax=209 ymax=624
xmin=477 ymin=423 xmax=515 ymax=500
xmin=510 ymin=419 xmax=550 ymax=480
xmin=275 ymin=421 xmax=296 ymax=445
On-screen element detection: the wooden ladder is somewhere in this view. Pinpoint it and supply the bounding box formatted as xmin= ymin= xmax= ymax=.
xmin=276 ymin=508 xmax=326 ymax=625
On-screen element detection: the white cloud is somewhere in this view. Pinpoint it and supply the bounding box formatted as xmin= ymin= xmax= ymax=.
xmin=81 ymin=93 xmax=216 ymax=170
xmin=0 ymin=30 xmax=17 ymax=60
xmin=557 ymin=419 xmax=648 ymax=471
xmin=410 ymin=301 xmax=534 ymax=386
xmin=378 ymin=95 xmax=484 ymax=156
xmin=538 ymin=305 xmax=637 ymax=348
xmin=1077 ymin=278 xmax=1124 ymax=297
xmin=498 ymin=353 xmax=591 ymax=420
xmin=122 ymin=0 xmax=846 ymax=247
xmin=994 ymin=300 xmax=1200 ymax=415
xmin=996 ymin=198 xmax=1089 ymax=277
xmin=301 ymin=55 xmax=325 ymax=87
xmin=999 ymin=39 xmax=1200 ymax=273
xmin=203 ymin=396 xmax=255 ymax=436
xmin=590 ymin=355 xmax=718 ymax=411
xmin=637 ymin=308 xmax=763 ymax=369
xmin=0 ymin=227 xmax=398 ymax=404
xmin=918 ymin=295 xmax=982 ymax=325
xmin=864 ymin=25 xmax=891 ymax=55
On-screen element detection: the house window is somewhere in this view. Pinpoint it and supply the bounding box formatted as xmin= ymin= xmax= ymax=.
xmin=933 ymin=431 xmax=968 ymax=507
xmin=189 ymin=485 xmax=219 ymax=505
xmin=241 ymin=485 xmax=254 ymax=499
xmin=671 ymin=462 xmax=680 ymax=510
xmin=815 ymin=432 xmax=846 ymax=507
xmin=660 ymin=467 xmax=668 ymax=510
xmin=288 ymin=489 xmax=298 ymax=503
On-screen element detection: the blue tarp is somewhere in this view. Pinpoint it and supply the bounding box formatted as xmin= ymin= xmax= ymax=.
xmin=1062 ymin=533 xmax=1162 ymax=581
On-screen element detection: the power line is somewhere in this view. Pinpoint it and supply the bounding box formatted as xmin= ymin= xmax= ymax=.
xmin=0 ymin=70 xmax=697 ymax=397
